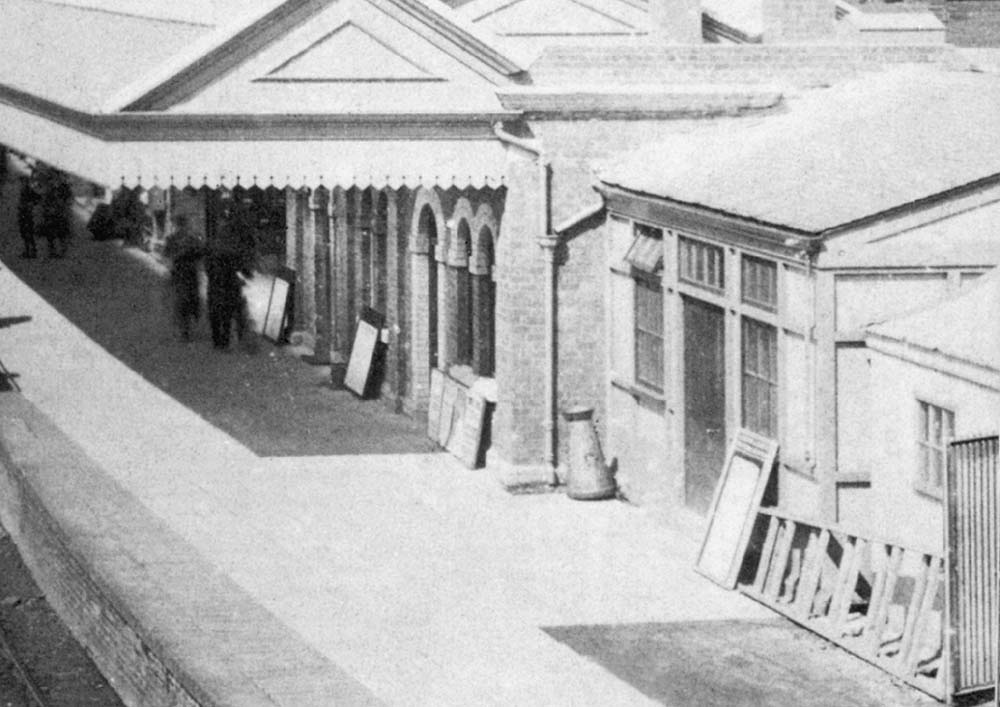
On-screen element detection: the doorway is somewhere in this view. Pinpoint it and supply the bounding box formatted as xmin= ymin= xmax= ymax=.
xmin=683 ymin=296 xmax=726 ymax=514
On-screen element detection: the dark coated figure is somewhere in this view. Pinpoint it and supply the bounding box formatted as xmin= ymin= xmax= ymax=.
xmin=35 ymin=167 xmax=72 ymax=259
xmin=17 ymin=175 xmax=38 ymax=259
xmin=163 ymin=216 xmax=204 ymax=341
xmin=206 ymin=203 xmax=256 ymax=350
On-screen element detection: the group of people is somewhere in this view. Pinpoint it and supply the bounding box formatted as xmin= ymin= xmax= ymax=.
xmin=164 ymin=207 xmax=257 ymax=350
xmin=18 ymin=168 xmax=72 ymax=259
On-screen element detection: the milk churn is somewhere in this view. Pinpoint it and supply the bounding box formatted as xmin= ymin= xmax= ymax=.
xmin=562 ymin=406 xmax=616 ymax=500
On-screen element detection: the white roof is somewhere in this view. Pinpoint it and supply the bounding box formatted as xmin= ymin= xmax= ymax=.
xmin=599 ymin=67 xmax=1000 ymax=234
xmin=0 ymin=0 xmax=211 ymax=111
xmin=701 ymin=0 xmax=762 ymax=38
xmin=867 ymin=268 xmax=1000 ymax=373
xmin=821 ymin=194 xmax=1000 ymax=269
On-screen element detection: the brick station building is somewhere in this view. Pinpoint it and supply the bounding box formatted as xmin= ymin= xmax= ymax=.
xmin=0 ymin=0 xmax=982 ymax=495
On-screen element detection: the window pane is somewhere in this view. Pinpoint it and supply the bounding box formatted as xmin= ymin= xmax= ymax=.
xmin=915 ymin=400 xmax=955 ymax=495
xmin=742 ymin=318 xmax=778 ymax=437
xmin=635 ymin=279 xmax=664 ymax=391
xmin=679 ymin=237 xmax=724 ymax=291
xmin=742 ymin=256 xmax=777 ymax=310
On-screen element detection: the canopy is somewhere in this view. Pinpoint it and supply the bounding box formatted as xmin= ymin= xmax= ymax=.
xmin=0 ymin=99 xmax=508 ymax=190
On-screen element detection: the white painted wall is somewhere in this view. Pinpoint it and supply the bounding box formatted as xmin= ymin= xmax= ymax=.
xmin=866 ymin=349 xmax=999 ymax=554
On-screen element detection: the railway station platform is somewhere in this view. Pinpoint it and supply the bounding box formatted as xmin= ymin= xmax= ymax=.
xmin=0 ymin=249 xmax=776 ymax=706
xmin=0 ymin=177 xmax=934 ymax=706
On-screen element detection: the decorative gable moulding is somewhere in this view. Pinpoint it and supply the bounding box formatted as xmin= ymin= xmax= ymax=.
xmin=469 ymin=0 xmax=643 ymax=36
xmin=261 ymin=22 xmax=442 ymax=82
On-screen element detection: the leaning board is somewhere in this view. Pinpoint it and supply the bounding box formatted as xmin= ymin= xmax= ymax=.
xmin=344 ymin=308 xmax=385 ymax=397
xmin=426 ymin=369 xmax=445 ymax=441
xmin=452 ymin=393 xmax=488 ymax=468
xmin=262 ymin=267 xmax=295 ymax=343
xmin=695 ymin=429 xmax=779 ymax=589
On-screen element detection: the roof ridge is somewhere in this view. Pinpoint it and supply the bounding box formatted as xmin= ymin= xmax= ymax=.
xmin=30 ymin=0 xmax=214 ymax=28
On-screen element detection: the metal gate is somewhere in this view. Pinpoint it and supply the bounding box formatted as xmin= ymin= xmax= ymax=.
xmin=945 ymin=435 xmax=999 ymax=701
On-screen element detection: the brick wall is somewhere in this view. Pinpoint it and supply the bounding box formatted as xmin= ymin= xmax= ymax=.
xmin=0 ymin=405 xmax=202 ymax=707
xmin=946 ymin=1 xmax=1000 ymax=46
xmin=493 ymin=156 xmax=550 ymax=472
xmin=762 ymin=0 xmax=835 ymax=42
xmin=529 ymin=43 xmax=962 ymax=88
xmin=0 ymin=396 xmax=380 ymax=707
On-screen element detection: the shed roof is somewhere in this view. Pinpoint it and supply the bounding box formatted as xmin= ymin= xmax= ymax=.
xmin=598 ymin=68 xmax=1000 ymax=234
xmin=867 ymin=268 xmax=1000 ymax=373
xmin=0 ymin=0 xmax=211 ymax=111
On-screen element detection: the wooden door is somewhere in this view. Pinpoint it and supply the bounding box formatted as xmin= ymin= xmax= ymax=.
xmin=684 ymin=296 xmax=727 ymax=514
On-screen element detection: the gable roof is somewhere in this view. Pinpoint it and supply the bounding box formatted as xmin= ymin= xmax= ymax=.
xmin=867 ymin=268 xmax=1000 ymax=376
xmin=463 ymin=0 xmax=647 ymax=35
xmin=108 ymin=0 xmax=525 ymax=113
xmin=598 ymin=68 xmax=1000 ymax=234
xmin=820 ymin=192 xmax=1000 ymax=269
xmin=0 ymin=0 xmax=212 ymax=111
xmin=458 ymin=0 xmax=650 ymax=61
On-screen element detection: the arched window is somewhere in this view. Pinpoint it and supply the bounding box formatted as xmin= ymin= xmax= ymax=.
xmin=419 ymin=204 xmax=439 ymax=370
xmin=455 ymin=219 xmax=474 ymax=366
xmin=473 ymin=226 xmax=495 ymax=377
xmin=359 ymin=188 xmax=374 ymax=310
xmin=373 ymin=191 xmax=389 ymax=314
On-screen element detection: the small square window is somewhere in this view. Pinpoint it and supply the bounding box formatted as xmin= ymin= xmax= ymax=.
xmin=679 ymin=237 xmax=724 ymax=292
xmin=742 ymin=255 xmax=777 ymax=311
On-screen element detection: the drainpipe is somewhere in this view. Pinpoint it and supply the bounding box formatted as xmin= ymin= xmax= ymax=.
xmin=492 ymin=123 xmax=557 ymax=475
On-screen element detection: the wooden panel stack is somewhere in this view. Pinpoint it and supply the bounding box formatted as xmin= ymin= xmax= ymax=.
xmin=740 ymin=508 xmax=946 ymax=700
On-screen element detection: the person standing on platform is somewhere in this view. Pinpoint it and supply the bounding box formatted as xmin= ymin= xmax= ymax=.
xmin=16 ymin=175 xmax=38 ymax=259
xmin=206 ymin=202 xmax=256 ymax=350
xmin=38 ymin=169 xmax=72 ymax=259
xmin=164 ymin=215 xmax=204 ymax=342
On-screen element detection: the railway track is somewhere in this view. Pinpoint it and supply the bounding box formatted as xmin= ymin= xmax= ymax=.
xmin=0 ymin=531 xmax=124 ymax=707
xmin=0 ymin=617 xmax=48 ymax=707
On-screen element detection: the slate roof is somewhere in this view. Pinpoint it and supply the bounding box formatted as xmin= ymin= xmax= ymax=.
xmin=0 ymin=0 xmax=212 ymax=111
xmin=821 ymin=195 xmax=1000 ymax=269
xmin=867 ymin=267 xmax=1000 ymax=372
xmin=598 ymin=68 xmax=1000 ymax=234
xmin=701 ymin=0 xmax=763 ymax=38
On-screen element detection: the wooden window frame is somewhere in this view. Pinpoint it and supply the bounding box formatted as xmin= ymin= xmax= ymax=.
xmin=678 ymin=235 xmax=725 ymax=294
xmin=741 ymin=316 xmax=778 ymax=438
xmin=916 ymin=399 xmax=954 ymax=500
xmin=741 ymin=254 xmax=778 ymax=312
xmin=634 ymin=272 xmax=665 ymax=393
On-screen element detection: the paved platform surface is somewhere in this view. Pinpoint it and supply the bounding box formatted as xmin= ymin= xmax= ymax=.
xmin=0 ymin=255 xmax=777 ymax=705
xmin=0 ymin=174 xmax=927 ymax=706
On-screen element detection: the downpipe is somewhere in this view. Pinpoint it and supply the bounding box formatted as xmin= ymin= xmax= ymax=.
xmin=492 ymin=123 xmax=558 ymax=475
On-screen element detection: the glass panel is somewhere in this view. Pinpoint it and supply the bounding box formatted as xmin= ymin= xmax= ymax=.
xmin=679 ymin=237 xmax=724 ymax=291
xmin=634 ymin=278 xmax=664 ymax=391
xmin=742 ymin=255 xmax=777 ymax=310
xmin=626 ymin=224 xmax=664 ymax=273
xmin=742 ymin=318 xmax=778 ymax=437
xmin=915 ymin=400 xmax=955 ymax=494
